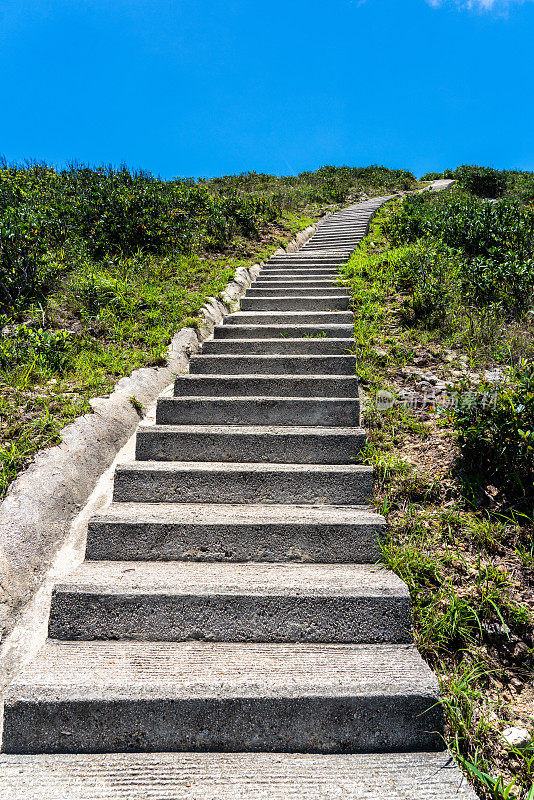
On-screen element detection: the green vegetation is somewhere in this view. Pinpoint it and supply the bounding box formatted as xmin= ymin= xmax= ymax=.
xmin=423 ymin=164 xmax=534 ymax=203
xmin=0 ymin=161 xmax=414 ymax=498
xmin=341 ymin=194 xmax=534 ymax=800
xmin=201 ymin=165 xmax=416 ymax=208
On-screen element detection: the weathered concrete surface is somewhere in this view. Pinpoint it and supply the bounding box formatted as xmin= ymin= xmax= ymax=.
xmin=85 ymin=503 xmax=385 ymax=563
xmin=48 ymin=562 xmax=412 ymax=643
xmin=0 ymin=751 xmax=478 ymax=800
xmin=202 ymin=338 xmax=354 ymax=355
xmin=136 ymin=424 xmax=365 ymax=463
xmin=214 ymin=324 xmax=354 ymax=339
xmin=155 ymin=397 xmax=360 ymax=427
xmin=0 ymin=238 xmax=295 ymax=647
xmin=224 ymin=311 xmax=354 ymax=325
xmin=173 ymin=375 xmax=360 ymax=397
xmin=189 ymin=354 xmax=357 ymax=375
xmin=112 ymin=461 xmax=374 ymax=505
xmin=2 ymin=642 xmax=443 ymax=754
xmin=241 ymin=296 xmax=350 ymax=311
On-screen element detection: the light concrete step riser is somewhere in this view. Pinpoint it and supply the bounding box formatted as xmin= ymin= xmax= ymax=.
xmin=157 ymin=398 xmax=360 ymax=427
xmin=0 ymin=752 xmax=480 ymax=800
xmin=240 ymin=298 xmax=350 ymax=311
xmin=214 ymin=325 xmax=353 ymax=339
xmin=245 ymin=289 xmax=348 ymax=297
xmin=224 ymin=312 xmax=353 ymax=325
xmin=136 ymin=426 xmax=365 ymax=464
xmin=202 ymin=339 xmax=354 ymax=355
xmin=188 ymin=355 xmax=356 ymax=375
xmin=173 ymin=375 xmax=359 ymax=398
xmin=112 ymin=463 xmax=374 ymax=505
xmin=85 ymin=504 xmax=384 ymax=563
xmin=49 ymin=596 xmax=412 ymax=645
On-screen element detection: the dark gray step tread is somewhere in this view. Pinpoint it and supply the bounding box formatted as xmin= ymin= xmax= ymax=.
xmin=112 ymin=461 xmax=373 ymax=505
xmin=0 ymin=752 xmax=478 ymax=800
xmin=48 ymin=562 xmax=412 ymax=643
xmin=240 ymin=299 xmax=350 ymax=310
xmin=156 ymin=397 xmax=360 ymax=427
xmin=252 ymin=282 xmax=341 ymax=287
xmin=214 ymin=325 xmax=353 ymax=338
xmin=202 ymin=339 xmax=354 ymax=355
xmin=225 ymin=312 xmax=353 ymax=323
xmin=245 ymin=291 xmax=348 ymax=297
xmin=136 ymin=424 xmax=365 ymax=464
xmin=189 ymin=354 xmax=356 ymax=375
xmin=85 ymin=502 xmax=384 ymax=563
xmin=173 ymin=376 xmax=359 ymax=398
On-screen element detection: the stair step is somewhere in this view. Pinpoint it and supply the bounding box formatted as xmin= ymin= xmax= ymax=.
xmin=173 ymin=375 xmax=359 ymax=398
xmin=259 ymin=269 xmax=341 ymax=275
xmin=0 ymin=751 xmax=477 ymax=799
xmin=112 ymin=462 xmax=373 ymax=504
xmin=85 ymin=503 xmax=384 ymax=563
xmin=136 ymin=424 xmax=365 ymax=463
xmin=253 ymin=281 xmax=340 ymax=288
xmin=48 ymin=562 xmax=412 ymax=643
xmin=240 ymin=297 xmax=350 ymax=311
xmin=245 ymin=288 xmax=347 ymax=297
xmin=202 ymin=338 xmax=354 ymax=355
xmin=224 ymin=311 xmax=353 ymax=325
xmin=214 ymin=325 xmax=353 ymax=339
xmin=2 ymin=641 xmax=443 ymax=754
xmin=189 ymin=355 xmax=356 ymax=375
xmin=156 ymin=397 xmax=359 ymax=427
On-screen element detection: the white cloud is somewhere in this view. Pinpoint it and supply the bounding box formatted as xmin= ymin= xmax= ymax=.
xmin=428 ymin=0 xmax=532 ymax=10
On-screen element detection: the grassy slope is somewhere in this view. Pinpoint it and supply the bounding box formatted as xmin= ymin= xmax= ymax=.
xmin=341 ymin=200 xmax=534 ymax=800
xmin=0 ymin=209 xmax=314 ymax=498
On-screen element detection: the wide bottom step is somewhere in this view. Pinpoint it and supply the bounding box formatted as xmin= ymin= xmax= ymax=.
xmin=0 ymin=751 xmax=477 ymax=799
xmin=3 ymin=641 xmax=443 ymax=754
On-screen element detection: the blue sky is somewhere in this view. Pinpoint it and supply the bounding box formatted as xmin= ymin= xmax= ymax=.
xmin=0 ymin=0 xmax=533 ymax=178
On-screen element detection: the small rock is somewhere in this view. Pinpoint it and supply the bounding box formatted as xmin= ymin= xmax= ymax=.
xmin=501 ymin=727 xmax=532 ymax=749
xmin=373 ymin=347 xmax=388 ymax=359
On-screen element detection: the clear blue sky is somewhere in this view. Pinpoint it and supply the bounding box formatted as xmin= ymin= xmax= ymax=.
xmin=1 ymin=0 xmax=533 ymax=178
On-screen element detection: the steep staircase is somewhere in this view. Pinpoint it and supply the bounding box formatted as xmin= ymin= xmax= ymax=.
xmin=0 ymin=197 xmax=476 ymax=798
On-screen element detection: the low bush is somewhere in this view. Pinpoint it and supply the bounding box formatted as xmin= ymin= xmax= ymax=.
xmin=0 ymin=325 xmax=74 ymax=373
xmin=0 ymin=207 xmax=47 ymax=311
xmin=449 ymin=365 xmax=534 ymax=506
xmin=453 ymin=165 xmax=507 ymax=199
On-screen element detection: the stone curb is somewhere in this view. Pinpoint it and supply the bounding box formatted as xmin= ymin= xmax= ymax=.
xmin=0 ymin=222 xmax=318 ymax=642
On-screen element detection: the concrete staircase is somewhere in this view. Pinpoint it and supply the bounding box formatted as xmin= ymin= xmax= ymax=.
xmin=0 ymin=198 xmax=476 ymax=798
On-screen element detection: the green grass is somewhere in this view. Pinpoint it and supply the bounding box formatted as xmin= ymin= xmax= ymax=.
xmin=341 ymin=201 xmax=534 ymax=800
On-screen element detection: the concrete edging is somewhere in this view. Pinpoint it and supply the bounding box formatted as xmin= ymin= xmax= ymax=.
xmin=0 ymin=222 xmax=318 ymax=642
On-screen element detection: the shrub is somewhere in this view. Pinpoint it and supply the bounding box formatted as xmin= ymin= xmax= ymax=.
xmin=453 ymin=165 xmax=507 ymax=199
xmin=449 ymin=365 xmax=534 ymax=504
xmin=73 ymin=271 xmax=135 ymax=317
xmin=0 ymin=325 xmax=74 ymax=373
xmin=0 ymin=208 xmax=46 ymax=311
